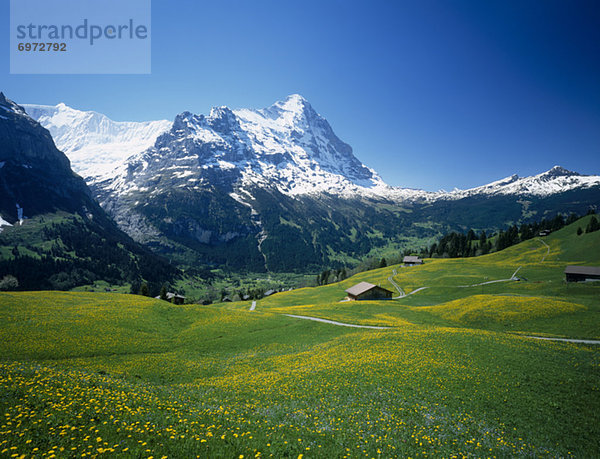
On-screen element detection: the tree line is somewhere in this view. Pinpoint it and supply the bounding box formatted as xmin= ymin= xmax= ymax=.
xmin=423 ymin=211 xmax=595 ymax=259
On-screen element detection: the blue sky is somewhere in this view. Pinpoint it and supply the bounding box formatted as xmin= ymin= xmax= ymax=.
xmin=1 ymin=0 xmax=599 ymax=191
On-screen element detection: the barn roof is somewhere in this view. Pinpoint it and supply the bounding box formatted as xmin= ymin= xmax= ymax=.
xmin=403 ymin=256 xmax=422 ymax=263
xmin=564 ymin=266 xmax=600 ymax=276
xmin=345 ymin=282 xmax=377 ymax=296
xmin=345 ymin=282 xmax=392 ymax=296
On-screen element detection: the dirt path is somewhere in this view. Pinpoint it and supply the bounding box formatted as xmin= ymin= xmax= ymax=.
xmin=395 ymin=286 xmax=429 ymax=298
xmin=388 ymin=269 xmax=406 ymax=298
xmin=536 ymin=238 xmax=550 ymax=262
xmin=525 ymin=336 xmax=600 ymax=345
xmin=283 ymin=314 xmax=391 ymax=330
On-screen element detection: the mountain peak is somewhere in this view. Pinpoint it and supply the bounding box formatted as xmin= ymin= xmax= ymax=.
xmin=23 ymin=102 xmax=172 ymax=182
xmin=209 ymin=105 xmax=236 ymax=120
xmin=208 ymin=106 xmax=240 ymax=133
xmin=270 ymin=93 xmax=313 ymax=115
xmin=0 ymin=93 xmax=28 ymax=117
xmin=284 ymin=93 xmax=308 ymax=104
xmin=544 ymin=165 xmax=577 ymax=177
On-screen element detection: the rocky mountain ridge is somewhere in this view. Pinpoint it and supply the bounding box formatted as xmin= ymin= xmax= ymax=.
xmin=17 ymin=93 xmax=600 ymax=272
xmin=24 ymin=96 xmax=600 ymax=204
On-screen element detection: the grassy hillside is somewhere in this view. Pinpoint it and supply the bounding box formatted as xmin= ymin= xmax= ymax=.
xmin=254 ymin=215 xmax=600 ymax=338
xmin=0 ymin=217 xmax=599 ymax=457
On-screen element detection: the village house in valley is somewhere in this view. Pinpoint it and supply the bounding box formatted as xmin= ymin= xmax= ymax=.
xmin=345 ymin=282 xmax=393 ymax=301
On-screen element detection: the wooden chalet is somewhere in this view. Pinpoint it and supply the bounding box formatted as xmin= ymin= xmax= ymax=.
xmin=564 ymin=266 xmax=600 ymax=283
xmin=345 ymin=282 xmax=393 ymax=301
xmin=403 ymin=256 xmax=423 ymax=265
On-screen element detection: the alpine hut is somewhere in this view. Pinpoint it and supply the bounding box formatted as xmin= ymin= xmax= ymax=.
xmin=403 ymin=256 xmax=423 ymax=266
xmin=564 ymin=266 xmax=600 ymax=283
xmin=345 ymin=282 xmax=393 ymax=301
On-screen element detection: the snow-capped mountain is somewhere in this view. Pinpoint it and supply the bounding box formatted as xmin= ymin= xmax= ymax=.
xmin=23 ymin=103 xmax=171 ymax=182
xmin=232 ymin=94 xmax=388 ymax=195
xmin=24 ymin=95 xmax=600 ymax=204
xmin=18 ymin=93 xmax=600 ymax=271
xmin=100 ymin=94 xmax=393 ymax=201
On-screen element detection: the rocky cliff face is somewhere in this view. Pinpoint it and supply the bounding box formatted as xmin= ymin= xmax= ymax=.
xmin=0 ymin=92 xmax=96 ymax=223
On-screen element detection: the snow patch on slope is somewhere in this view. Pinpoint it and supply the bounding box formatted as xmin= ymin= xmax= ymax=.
xmin=0 ymin=215 xmax=12 ymax=232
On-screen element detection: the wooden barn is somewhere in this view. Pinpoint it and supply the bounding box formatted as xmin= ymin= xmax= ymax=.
xmin=403 ymin=256 xmax=423 ymax=265
xmin=345 ymin=282 xmax=393 ymax=301
xmin=564 ymin=266 xmax=600 ymax=283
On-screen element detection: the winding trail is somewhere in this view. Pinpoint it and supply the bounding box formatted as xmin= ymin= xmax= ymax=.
xmin=388 ymin=269 xmax=406 ymax=298
xmin=283 ymin=314 xmax=391 ymax=330
xmin=536 ymin=238 xmax=550 ymax=262
xmin=456 ymin=267 xmax=522 ymax=288
xmin=395 ymin=286 xmax=430 ymax=298
xmin=525 ymin=336 xmax=600 ymax=345
xmin=404 ymin=286 xmax=429 ymax=296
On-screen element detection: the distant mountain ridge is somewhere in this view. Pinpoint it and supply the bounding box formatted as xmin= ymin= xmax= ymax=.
xmin=429 ymin=166 xmax=599 ymax=202
xmin=19 ymin=94 xmax=600 ymax=272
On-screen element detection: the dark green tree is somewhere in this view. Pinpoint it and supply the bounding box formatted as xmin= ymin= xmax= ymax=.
xmin=479 ymin=230 xmax=487 ymax=246
xmin=159 ymin=285 xmax=168 ymax=301
xmin=0 ymin=275 xmax=19 ymax=291
xmin=566 ymin=213 xmax=579 ymax=225
xmin=130 ymin=280 xmax=141 ymax=295
xmin=339 ymin=267 xmax=347 ymax=280
xmin=586 ymin=216 xmax=600 ymax=233
xmin=139 ymin=282 xmax=150 ymax=296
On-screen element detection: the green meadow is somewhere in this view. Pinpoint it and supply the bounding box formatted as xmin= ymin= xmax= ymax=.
xmin=1 ymin=217 xmax=599 ymax=458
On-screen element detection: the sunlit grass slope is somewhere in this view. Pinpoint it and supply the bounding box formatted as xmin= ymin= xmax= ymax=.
xmin=1 ymin=290 xmax=599 ymax=457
